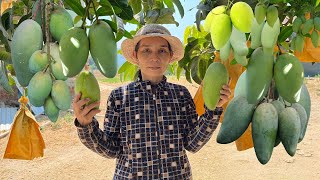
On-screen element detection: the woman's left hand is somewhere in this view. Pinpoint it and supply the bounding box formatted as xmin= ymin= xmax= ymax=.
xmin=216 ymin=83 xmax=232 ymax=107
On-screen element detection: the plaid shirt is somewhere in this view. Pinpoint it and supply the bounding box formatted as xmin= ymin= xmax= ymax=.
xmin=75 ymin=72 xmax=223 ymax=180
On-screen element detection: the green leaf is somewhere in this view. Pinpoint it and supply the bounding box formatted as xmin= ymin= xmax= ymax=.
xmin=129 ymin=0 xmax=142 ymax=14
xmin=176 ymin=65 xmax=182 ymax=80
xmin=124 ymin=30 xmax=134 ymax=39
xmin=183 ymin=26 xmax=191 ymax=45
xmin=155 ymin=8 xmax=178 ymax=26
xmin=190 ymin=57 xmax=202 ymax=85
xmin=145 ymin=9 xmax=160 ymax=23
xmin=195 ymin=11 xmax=201 ymax=31
xmin=198 ymin=58 xmax=206 ymax=80
xmin=74 ymin=15 xmax=82 ymax=25
xmin=17 ymin=13 xmax=32 ymax=26
xmin=115 ymin=16 xmax=125 ymax=42
xmin=102 ymin=19 xmax=117 ymax=32
xmin=0 ymin=62 xmax=13 ymax=94
xmin=278 ymin=26 xmax=293 ymax=43
xmin=0 ymin=28 xmax=10 ymax=52
xmin=0 ymin=51 xmax=11 ymax=62
xmin=118 ymin=61 xmax=133 ymax=74
xmin=109 ymin=0 xmax=134 ymax=20
xmin=172 ymin=0 xmax=184 ymax=18
xmin=185 ymin=68 xmax=192 ymax=83
xmin=230 ymin=58 xmax=237 ymax=65
xmin=64 ymin=0 xmax=85 ymax=16
xmin=163 ymin=0 xmax=174 ymax=9
xmin=96 ymin=6 xmax=115 ymax=16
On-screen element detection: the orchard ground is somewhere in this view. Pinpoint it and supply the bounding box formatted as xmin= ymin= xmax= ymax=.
xmin=1 ymin=71 xmax=320 ymax=180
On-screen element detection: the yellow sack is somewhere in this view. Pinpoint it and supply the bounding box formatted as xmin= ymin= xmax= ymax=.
xmin=193 ymin=51 xmax=254 ymax=151
xmin=3 ymin=96 xmax=45 ymax=160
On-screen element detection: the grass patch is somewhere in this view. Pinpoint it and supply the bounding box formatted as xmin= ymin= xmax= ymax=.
xmin=97 ymin=76 xmax=125 ymax=83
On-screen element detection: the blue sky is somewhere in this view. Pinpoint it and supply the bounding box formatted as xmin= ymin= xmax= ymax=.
xmin=117 ymin=1 xmax=199 ymax=48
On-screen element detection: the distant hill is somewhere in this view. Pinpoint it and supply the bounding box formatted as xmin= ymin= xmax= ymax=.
xmin=88 ymin=54 xmax=127 ymax=71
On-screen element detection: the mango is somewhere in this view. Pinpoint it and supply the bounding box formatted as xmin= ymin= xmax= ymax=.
xmin=203 ymin=5 xmax=226 ymax=32
xmin=50 ymin=6 xmax=74 ymax=42
xmin=51 ymin=80 xmax=71 ymax=111
xmin=246 ymin=47 xmax=274 ymax=104
xmin=255 ymin=3 xmax=266 ymax=24
xmin=230 ymin=2 xmax=254 ymax=33
xmin=28 ymin=72 xmax=52 ymax=107
xmin=279 ymin=107 xmax=301 ymax=156
xmin=291 ymin=103 xmax=308 ymax=142
xmin=89 ymin=21 xmax=117 ymax=78
xmin=261 ymin=18 xmax=280 ymax=49
xmin=29 ymin=50 xmax=49 ymax=73
xmin=203 ymin=62 xmax=229 ymax=110
xmin=292 ymin=17 xmax=303 ymax=33
xmin=74 ymin=71 xmax=100 ymax=108
xmin=250 ymin=19 xmax=265 ymax=49
xmin=59 ymin=27 xmax=89 ymax=77
xmin=234 ymin=71 xmax=247 ymax=97
xmin=210 ymin=14 xmax=232 ymax=50
xmin=230 ymin=26 xmax=248 ymax=56
xmin=274 ymin=54 xmax=304 ymax=103
xmin=12 ymin=19 xmax=43 ymax=87
xmin=217 ymin=96 xmax=255 ymax=144
xmin=266 ymin=5 xmax=278 ymax=27
xmin=43 ymin=43 xmax=67 ymax=80
xmin=252 ymin=103 xmax=278 ymax=164
xmin=44 ymin=96 xmax=60 ymax=122
xmin=298 ymin=84 xmax=311 ymax=120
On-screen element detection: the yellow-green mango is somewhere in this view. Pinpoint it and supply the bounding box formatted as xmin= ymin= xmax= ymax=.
xmin=74 ymin=71 xmax=100 ymax=108
xmin=203 ymin=62 xmax=229 ymax=110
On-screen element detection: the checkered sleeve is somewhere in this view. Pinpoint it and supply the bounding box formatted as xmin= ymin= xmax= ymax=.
xmin=75 ymin=91 xmax=121 ymax=159
xmin=182 ymin=88 xmax=223 ymax=153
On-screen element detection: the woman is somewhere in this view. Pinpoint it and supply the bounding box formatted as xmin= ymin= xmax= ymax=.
xmin=73 ymin=24 xmax=231 ymax=179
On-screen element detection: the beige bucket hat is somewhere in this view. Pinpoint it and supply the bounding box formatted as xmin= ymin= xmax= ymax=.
xmin=121 ymin=24 xmax=184 ymax=65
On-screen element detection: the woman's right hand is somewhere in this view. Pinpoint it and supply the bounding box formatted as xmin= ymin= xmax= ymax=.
xmin=73 ymin=93 xmax=101 ymax=126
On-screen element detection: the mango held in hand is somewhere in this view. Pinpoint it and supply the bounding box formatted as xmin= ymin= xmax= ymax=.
xmin=75 ymin=71 xmax=100 ymax=108
xmin=89 ymin=21 xmax=117 ymax=78
xmin=210 ymin=14 xmax=232 ymax=50
xmin=230 ymin=2 xmax=254 ymax=33
xmin=59 ymin=27 xmax=89 ymax=77
xmin=274 ymin=54 xmax=304 ymax=103
xmin=202 ymin=62 xmax=229 ymax=110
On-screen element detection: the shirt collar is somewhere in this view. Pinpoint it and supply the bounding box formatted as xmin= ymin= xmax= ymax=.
xmin=134 ymin=70 xmax=168 ymax=92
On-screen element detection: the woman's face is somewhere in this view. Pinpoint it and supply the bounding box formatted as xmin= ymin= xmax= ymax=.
xmin=133 ymin=37 xmax=173 ymax=81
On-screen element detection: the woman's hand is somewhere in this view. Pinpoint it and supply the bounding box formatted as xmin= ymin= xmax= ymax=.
xmin=216 ymin=81 xmax=232 ymax=108
xmin=73 ymin=93 xmax=101 ymax=126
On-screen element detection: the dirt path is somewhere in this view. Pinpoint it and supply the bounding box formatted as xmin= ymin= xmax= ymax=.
xmin=1 ymin=78 xmax=319 ymax=180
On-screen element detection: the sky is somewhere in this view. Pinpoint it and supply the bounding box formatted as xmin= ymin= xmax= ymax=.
xmin=117 ymin=0 xmax=199 ymax=49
